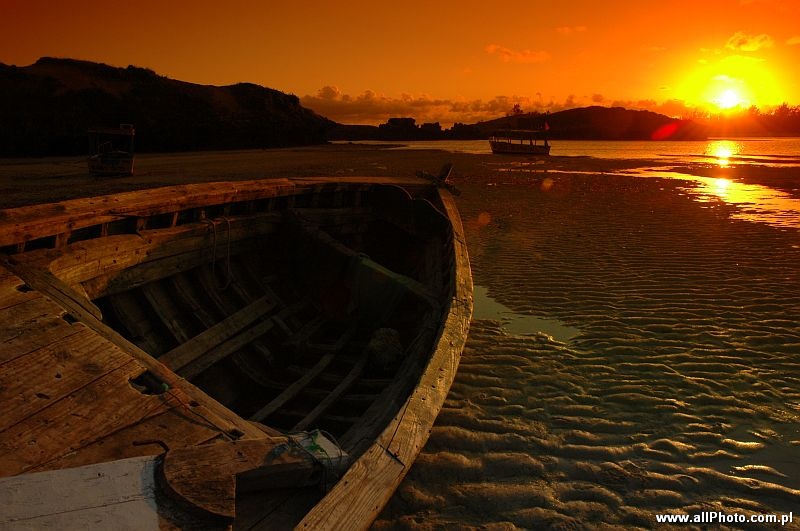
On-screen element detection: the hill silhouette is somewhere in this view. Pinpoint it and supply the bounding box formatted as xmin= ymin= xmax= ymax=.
xmin=0 ymin=57 xmax=335 ymax=156
xmin=329 ymin=107 xmax=707 ymax=141
xmin=477 ymin=107 xmax=707 ymax=140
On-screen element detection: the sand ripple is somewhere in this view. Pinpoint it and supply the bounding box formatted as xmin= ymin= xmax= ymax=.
xmin=375 ymin=174 xmax=800 ymax=529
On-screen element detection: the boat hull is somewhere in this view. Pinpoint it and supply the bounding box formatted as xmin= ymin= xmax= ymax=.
xmin=489 ymin=140 xmax=551 ymax=155
xmin=0 ymin=176 xmax=472 ymax=529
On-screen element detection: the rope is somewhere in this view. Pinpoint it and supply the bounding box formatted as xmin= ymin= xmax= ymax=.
xmin=201 ymin=217 xmax=232 ymax=291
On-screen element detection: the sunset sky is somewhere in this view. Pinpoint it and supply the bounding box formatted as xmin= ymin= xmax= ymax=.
xmin=3 ymin=0 xmax=799 ymax=126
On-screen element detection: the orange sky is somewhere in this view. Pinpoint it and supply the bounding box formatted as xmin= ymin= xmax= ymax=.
xmin=2 ymin=0 xmax=799 ymax=125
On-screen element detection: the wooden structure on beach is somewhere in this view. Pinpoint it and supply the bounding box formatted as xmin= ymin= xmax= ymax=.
xmin=489 ymin=129 xmax=551 ymax=156
xmin=0 ymin=176 xmax=472 ymax=529
xmin=87 ymin=124 xmax=135 ymax=176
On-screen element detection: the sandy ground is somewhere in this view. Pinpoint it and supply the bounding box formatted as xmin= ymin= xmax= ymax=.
xmin=375 ymin=172 xmax=800 ymax=529
xmin=2 ymin=145 xmax=799 ymax=529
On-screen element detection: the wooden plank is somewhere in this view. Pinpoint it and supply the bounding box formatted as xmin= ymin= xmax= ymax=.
xmin=249 ymin=353 xmax=336 ymax=422
xmin=0 ymin=325 xmax=131 ymax=432
xmin=292 ymin=351 xmax=369 ymax=432
xmin=82 ymin=236 xmax=270 ymax=300
xmin=169 ymin=272 xmax=220 ymax=327
xmin=297 ymin=187 xmax=473 ymax=530
xmin=0 ymin=455 xmax=160 ymax=530
xmin=178 ymin=318 xmax=276 ymax=380
xmin=0 ymin=178 xmax=296 ymax=248
xmin=0 ymin=360 xmax=172 ymax=476
xmin=159 ymin=294 xmax=275 ymax=372
xmin=0 ymin=272 xmax=270 ymax=442
xmin=106 ymin=291 xmax=171 ymax=355
xmin=141 ymin=281 xmax=193 ymax=345
xmin=160 ymin=438 xmax=319 ymax=519
xmin=0 ymin=298 xmax=79 ymax=365
xmin=30 ymin=407 xmax=224 ymax=473
xmin=2 ymin=256 xmax=103 ymax=321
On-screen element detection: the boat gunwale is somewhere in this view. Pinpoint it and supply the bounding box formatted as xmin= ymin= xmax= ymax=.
xmin=297 ymin=186 xmax=472 ymax=529
xmin=0 ymin=176 xmax=435 ymax=250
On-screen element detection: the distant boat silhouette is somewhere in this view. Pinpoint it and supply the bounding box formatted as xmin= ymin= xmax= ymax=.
xmin=87 ymin=124 xmax=135 ymax=176
xmin=489 ymin=127 xmax=550 ymax=155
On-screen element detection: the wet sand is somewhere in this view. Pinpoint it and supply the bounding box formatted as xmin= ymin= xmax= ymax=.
xmin=2 ymin=145 xmax=799 ymax=528
xmin=376 ymin=173 xmax=800 ymax=529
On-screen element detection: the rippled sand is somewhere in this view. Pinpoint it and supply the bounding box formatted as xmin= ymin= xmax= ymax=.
xmin=375 ymin=174 xmax=800 ymax=529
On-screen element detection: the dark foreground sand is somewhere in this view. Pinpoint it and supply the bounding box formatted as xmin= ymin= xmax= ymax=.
xmin=2 ymin=145 xmax=799 ymax=529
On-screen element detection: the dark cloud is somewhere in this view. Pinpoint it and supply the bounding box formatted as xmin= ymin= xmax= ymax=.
xmin=725 ymin=31 xmax=774 ymax=52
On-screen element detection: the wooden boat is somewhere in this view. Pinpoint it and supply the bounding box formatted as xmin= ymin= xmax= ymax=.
xmin=87 ymin=124 xmax=135 ymax=176
xmin=489 ymin=129 xmax=551 ymax=155
xmin=0 ymin=175 xmax=472 ymax=529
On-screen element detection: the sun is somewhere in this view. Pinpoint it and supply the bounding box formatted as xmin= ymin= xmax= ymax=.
xmin=715 ymin=89 xmax=744 ymax=110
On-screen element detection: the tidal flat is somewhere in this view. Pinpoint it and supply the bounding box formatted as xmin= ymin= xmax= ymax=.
xmin=2 ymin=144 xmax=799 ymax=529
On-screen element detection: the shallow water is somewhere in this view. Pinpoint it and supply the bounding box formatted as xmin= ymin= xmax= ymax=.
xmin=473 ymin=285 xmax=580 ymax=342
xmin=345 ymin=137 xmax=800 ymax=166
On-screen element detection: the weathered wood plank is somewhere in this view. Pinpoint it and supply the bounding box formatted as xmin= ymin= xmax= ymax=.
xmin=178 ymin=318 xmax=276 ymax=380
xmin=0 ymin=298 xmax=78 ymax=365
xmin=106 ymin=291 xmax=171 ymax=355
xmin=249 ymin=353 xmax=336 ymax=423
xmin=2 ymin=256 xmax=103 ymax=321
xmin=0 ymin=360 xmax=170 ymax=476
xmin=0 ymin=325 xmax=131 ymax=433
xmin=141 ymin=281 xmax=194 ymax=345
xmin=30 ymin=408 xmax=224 ymax=473
xmin=292 ymin=351 xmax=369 ymax=432
xmin=169 ymin=272 xmax=220 ymax=327
xmin=0 ymin=455 xmax=160 ymax=530
xmin=159 ymin=294 xmax=275 ymax=372
xmin=160 ymin=438 xmax=319 ymax=519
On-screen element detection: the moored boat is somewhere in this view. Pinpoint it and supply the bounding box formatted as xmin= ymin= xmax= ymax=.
xmin=87 ymin=124 xmax=135 ymax=176
xmin=489 ymin=128 xmax=551 ymax=155
xmin=0 ymin=175 xmax=472 ymax=529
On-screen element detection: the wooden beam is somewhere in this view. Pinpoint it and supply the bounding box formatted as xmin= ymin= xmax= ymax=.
xmin=177 ymin=318 xmax=276 ymax=380
xmin=292 ymin=352 xmax=368 ymax=432
xmin=159 ymin=294 xmax=276 ymax=373
xmin=249 ymin=353 xmax=335 ymax=423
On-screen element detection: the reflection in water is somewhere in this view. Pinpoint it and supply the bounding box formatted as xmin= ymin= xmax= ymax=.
xmin=616 ymin=167 xmax=800 ymax=229
xmin=706 ymin=140 xmax=741 ymax=167
xmin=472 ymin=285 xmax=580 ymax=342
xmin=688 ymin=176 xmax=800 ymax=229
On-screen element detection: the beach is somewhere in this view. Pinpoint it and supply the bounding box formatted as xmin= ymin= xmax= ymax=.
xmin=2 ymin=144 xmax=799 ymax=529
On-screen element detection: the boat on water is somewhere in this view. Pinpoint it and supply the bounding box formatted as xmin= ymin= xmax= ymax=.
xmin=87 ymin=124 xmax=135 ymax=176
xmin=0 ymin=175 xmax=472 ymax=529
xmin=489 ymin=129 xmax=551 ymax=155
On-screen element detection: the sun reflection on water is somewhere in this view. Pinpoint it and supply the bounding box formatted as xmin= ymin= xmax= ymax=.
xmin=706 ymin=140 xmax=742 ymax=167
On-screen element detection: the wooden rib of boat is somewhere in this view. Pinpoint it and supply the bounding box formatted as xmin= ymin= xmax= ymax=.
xmin=0 ymin=176 xmax=472 ymax=530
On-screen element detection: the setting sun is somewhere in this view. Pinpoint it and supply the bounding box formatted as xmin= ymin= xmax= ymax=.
xmin=715 ymin=89 xmax=745 ymax=110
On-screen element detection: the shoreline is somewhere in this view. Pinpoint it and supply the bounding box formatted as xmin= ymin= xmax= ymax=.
xmin=2 ymin=143 xmax=796 ymax=208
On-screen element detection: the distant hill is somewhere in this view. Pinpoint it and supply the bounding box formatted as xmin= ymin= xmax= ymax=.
xmin=330 ymin=107 xmax=708 ymax=141
xmin=0 ymin=57 xmax=336 ymax=157
xmin=477 ymin=106 xmax=707 ymax=140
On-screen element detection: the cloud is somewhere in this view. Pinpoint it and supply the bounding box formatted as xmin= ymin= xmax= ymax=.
xmin=485 ymin=44 xmax=550 ymax=64
xmin=787 ymin=35 xmax=800 ymax=46
xmin=725 ymin=31 xmax=774 ymax=52
xmin=302 ymin=87 xmax=710 ymax=126
xmin=556 ymin=26 xmax=587 ymax=35
xmin=302 ymin=87 xmax=588 ymax=126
